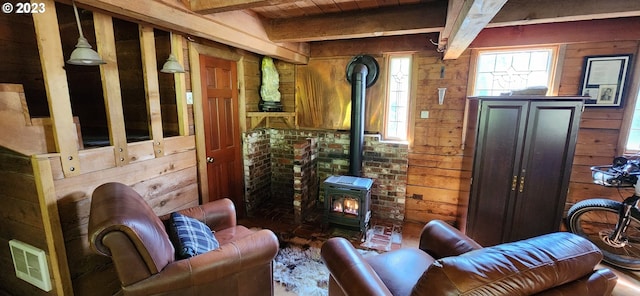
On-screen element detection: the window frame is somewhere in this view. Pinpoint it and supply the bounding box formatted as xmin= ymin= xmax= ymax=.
xmin=621 ymin=72 xmax=640 ymax=156
xmin=382 ymin=53 xmax=415 ymax=143
xmin=467 ymin=45 xmax=563 ymax=97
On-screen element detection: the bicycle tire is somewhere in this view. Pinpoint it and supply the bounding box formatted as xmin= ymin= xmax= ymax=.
xmin=567 ymin=198 xmax=640 ymax=270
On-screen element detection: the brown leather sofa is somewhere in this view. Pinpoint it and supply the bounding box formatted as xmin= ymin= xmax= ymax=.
xmin=321 ymin=220 xmax=618 ymax=296
xmin=88 ymin=182 xmax=279 ymax=296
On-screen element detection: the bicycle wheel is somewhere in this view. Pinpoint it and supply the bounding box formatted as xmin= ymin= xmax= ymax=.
xmin=567 ymin=198 xmax=640 ymax=270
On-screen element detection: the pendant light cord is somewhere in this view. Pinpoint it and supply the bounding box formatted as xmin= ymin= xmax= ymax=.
xmin=72 ymin=0 xmax=84 ymax=38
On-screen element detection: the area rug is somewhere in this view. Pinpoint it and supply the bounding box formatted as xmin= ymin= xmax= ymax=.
xmin=273 ymin=245 xmax=378 ymax=296
xmin=360 ymin=224 xmax=402 ymax=252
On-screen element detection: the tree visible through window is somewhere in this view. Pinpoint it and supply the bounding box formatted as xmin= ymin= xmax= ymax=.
xmin=385 ymin=55 xmax=411 ymax=141
xmin=473 ymin=48 xmax=556 ymax=96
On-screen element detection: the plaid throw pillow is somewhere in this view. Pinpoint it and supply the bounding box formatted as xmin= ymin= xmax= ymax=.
xmin=168 ymin=212 xmax=219 ymax=259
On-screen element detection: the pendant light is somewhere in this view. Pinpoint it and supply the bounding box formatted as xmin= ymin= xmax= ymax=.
xmin=160 ymin=31 xmax=185 ymax=73
xmin=67 ymin=0 xmax=105 ymax=65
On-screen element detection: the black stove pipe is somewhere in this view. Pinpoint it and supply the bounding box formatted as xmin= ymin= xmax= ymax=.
xmin=348 ymin=64 xmax=368 ymax=177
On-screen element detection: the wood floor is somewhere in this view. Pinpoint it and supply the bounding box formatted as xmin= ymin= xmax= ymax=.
xmin=239 ymin=198 xmax=640 ymax=296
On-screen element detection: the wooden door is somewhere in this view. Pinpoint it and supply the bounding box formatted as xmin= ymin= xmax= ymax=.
xmin=509 ymin=100 xmax=582 ymax=241
xmin=199 ymin=55 xmax=244 ymax=213
xmin=466 ymin=100 xmax=529 ymax=246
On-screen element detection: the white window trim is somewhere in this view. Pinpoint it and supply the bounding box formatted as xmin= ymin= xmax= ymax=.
xmin=462 ymin=45 xmax=565 ymax=149
xmin=466 ymin=45 xmax=564 ymax=97
xmin=620 ymin=47 xmax=640 ymax=155
xmin=382 ymin=53 xmax=415 ymax=144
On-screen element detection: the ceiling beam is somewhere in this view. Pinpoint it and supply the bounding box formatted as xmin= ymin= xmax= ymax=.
xmin=471 ymin=17 xmax=640 ymax=48
xmin=73 ymin=0 xmax=309 ymax=64
xmin=438 ymin=0 xmax=464 ymax=52
xmin=490 ymin=0 xmax=640 ymax=27
xmin=188 ymin=0 xmax=298 ymax=14
xmin=442 ymin=0 xmax=507 ymax=60
xmin=266 ymin=2 xmax=447 ymax=43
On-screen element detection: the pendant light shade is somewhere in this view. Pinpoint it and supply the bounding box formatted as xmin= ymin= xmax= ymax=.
xmin=161 ymin=53 xmax=185 ymax=73
xmin=67 ymin=0 xmax=105 ymax=66
xmin=160 ymin=32 xmax=185 ymax=73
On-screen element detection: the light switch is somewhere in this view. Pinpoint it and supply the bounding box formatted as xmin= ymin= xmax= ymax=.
xmin=186 ymin=92 xmax=193 ymax=104
xmin=420 ymin=110 xmax=429 ymax=118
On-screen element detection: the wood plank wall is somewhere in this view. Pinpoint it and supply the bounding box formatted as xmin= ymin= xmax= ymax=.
xmin=0 ymin=4 xmax=204 ymax=294
xmin=308 ymin=34 xmax=640 ymax=228
xmin=0 ymin=147 xmax=53 ymax=295
xmin=308 ymin=33 xmax=469 ymax=226
xmin=562 ymin=41 xmax=640 ymax=208
xmin=0 ymin=12 xmax=48 ymax=117
xmin=52 ymin=137 xmax=198 ymax=296
xmin=407 ymin=50 xmax=472 ymax=226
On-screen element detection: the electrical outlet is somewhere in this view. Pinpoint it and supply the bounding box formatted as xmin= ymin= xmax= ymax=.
xmin=186 ymin=92 xmax=193 ymax=104
xmin=420 ymin=110 xmax=429 ymax=118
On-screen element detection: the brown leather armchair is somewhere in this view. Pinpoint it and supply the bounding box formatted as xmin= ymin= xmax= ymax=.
xmin=88 ymin=182 xmax=279 ymax=296
xmin=321 ymin=220 xmax=618 ymax=296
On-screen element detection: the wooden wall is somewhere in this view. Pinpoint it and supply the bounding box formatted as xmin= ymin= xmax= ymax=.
xmin=406 ymin=50 xmax=471 ymax=226
xmin=307 ymin=30 xmax=640 ymax=228
xmin=0 ymin=9 xmax=47 ymax=117
xmin=0 ymin=2 xmax=201 ymax=295
xmin=51 ymin=138 xmax=198 ymax=296
xmin=0 ymin=147 xmax=54 ymax=295
xmin=409 ymin=40 xmax=640 ymax=227
xmin=307 ymin=33 xmax=471 ymax=225
xmin=562 ymin=41 xmax=640 ymax=207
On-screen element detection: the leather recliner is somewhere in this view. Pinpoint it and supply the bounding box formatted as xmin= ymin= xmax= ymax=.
xmin=88 ymin=182 xmax=279 ymax=296
xmin=321 ymin=220 xmax=618 ymax=296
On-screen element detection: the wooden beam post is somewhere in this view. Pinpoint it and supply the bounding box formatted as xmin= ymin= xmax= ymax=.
xmin=94 ymin=13 xmax=129 ymax=166
xmin=187 ymin=42 xmax=208 ymax=201
xmin=443 ymin=0 xmax=508 ymax=60
xmin=172 ymin=34 xmax=190 ymax=136
xmin=32 ymin=155 xmax=74 ymax=296
xmin=32 ymin=0 xmax=81 ymax=176
xmin=139 ymin=25 xmax=165 ymax=158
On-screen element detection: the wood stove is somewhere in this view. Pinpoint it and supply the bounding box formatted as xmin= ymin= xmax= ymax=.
xmin=323 ymin=175 xmax=373 ymax=236
xmin=322 ymin=55 xmax=378 ymax=238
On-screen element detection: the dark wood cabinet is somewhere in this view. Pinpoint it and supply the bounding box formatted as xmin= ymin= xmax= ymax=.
xmin=461 ymin=96 xmax=583 ymax=246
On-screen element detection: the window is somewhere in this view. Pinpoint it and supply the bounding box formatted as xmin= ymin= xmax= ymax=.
xmin=473 ymin=47 xmax=557 ymax=96
xmin=385 ymin=55 xmax=412 ymax=141
xmin=625 ymin=89 xmax=640 ymax=152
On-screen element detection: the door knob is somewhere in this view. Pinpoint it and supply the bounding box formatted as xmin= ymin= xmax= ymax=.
xmin=206 ymin=156 xmax=215 ymax=163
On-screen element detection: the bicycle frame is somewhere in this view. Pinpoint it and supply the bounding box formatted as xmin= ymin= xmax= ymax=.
xmin=611 ymin=179 xmax=640 ymax=243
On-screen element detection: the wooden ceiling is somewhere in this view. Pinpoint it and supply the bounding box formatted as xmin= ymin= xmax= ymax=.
xmin=190 ymin=0 xmax=432 ymax=18
xmin=183 ymin=0 xmax=640 ymax=59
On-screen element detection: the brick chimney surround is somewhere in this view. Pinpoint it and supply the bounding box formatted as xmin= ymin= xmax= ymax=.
xmin=243 ymin=128 xmax=408 ymax=224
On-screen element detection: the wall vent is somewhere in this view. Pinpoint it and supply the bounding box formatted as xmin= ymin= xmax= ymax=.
xmin=9 ymin=240 xmax=52 ymax=292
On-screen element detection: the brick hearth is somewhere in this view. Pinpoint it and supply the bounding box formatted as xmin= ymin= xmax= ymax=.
xmin=242 ymin=128 xmax=408 ymax=224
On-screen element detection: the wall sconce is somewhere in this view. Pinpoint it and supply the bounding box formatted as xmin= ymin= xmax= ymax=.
xmin=438 ymin=87 xmax=446 ymax=105
xmin=160 ymin=31 xmax=185 ymax=73
xmin=67 ymin=0 xmax=105 ymax=66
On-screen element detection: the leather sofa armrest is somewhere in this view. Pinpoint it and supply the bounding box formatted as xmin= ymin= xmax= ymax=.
xmin=321 ymin=237 xmax=393 ymax=296
xmin=419 ymin=220 xmax=482 ymax=258
xmin=534 ymin=268 xmax=618 ymax=296
xmin=122 ymin=229 xmax=279 ymax=295
xmin=413 ymin=232 xmax=607 ymax=296
xmin=161 ymin=198 xmax=237 ymax=232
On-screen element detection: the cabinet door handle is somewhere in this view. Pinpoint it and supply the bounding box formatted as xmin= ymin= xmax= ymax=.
xmin=519 ymin=176 xmax=525 ymax=193
xmin=511 ymin=175 xmax=518 ymax=191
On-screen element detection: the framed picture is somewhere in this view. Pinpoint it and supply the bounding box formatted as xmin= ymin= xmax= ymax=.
xmin=580 ymin=54 xmax=632 ymax=107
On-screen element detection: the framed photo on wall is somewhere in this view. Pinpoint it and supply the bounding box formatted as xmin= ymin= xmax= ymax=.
xmin=580 ymin=54 xmax=632 ymax=107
